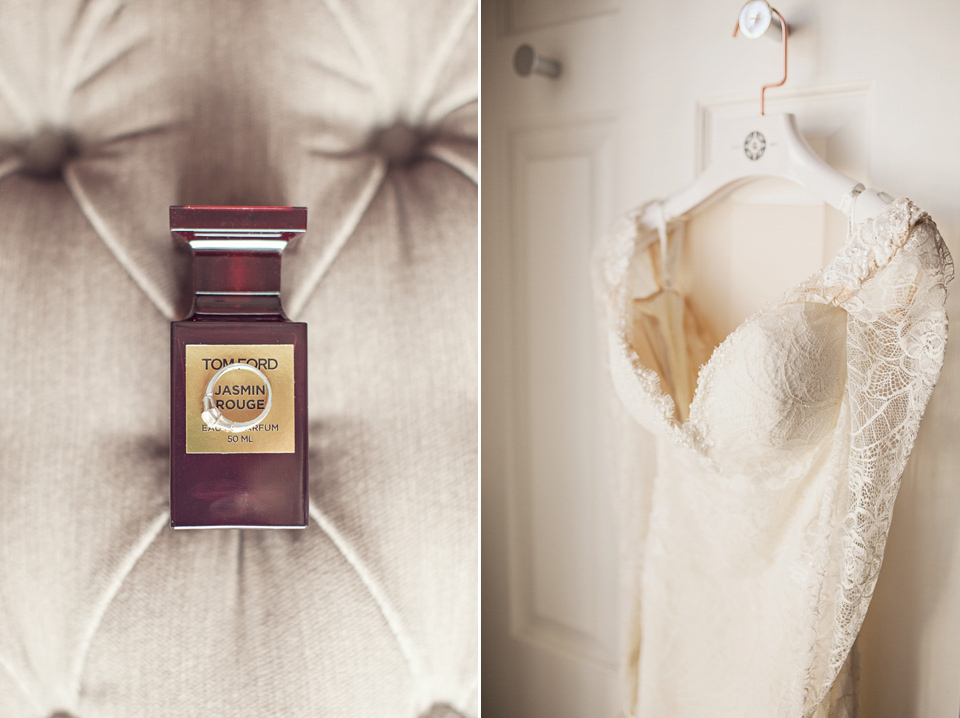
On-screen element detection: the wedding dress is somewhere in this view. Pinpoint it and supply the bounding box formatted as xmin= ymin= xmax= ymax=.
xmin=595 ymin=188 xmax=953 ymax=717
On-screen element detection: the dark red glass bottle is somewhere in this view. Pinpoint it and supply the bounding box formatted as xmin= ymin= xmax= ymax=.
xmin=170 ymin=206 xmax=308 ymax=528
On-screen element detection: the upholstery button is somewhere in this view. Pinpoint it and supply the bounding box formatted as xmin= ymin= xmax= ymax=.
xmin=372 ymin=123 xmax=423 ymax=166
xmin=18 ymin=127 xmax=78 ymax=178
xmin=418 ymin=703 xmax=464 ymax=718
xmin=48 ymin=712 xmax=77 ymax=718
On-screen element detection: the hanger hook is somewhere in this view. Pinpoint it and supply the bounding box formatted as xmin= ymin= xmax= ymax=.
xmin=733 ymin=1 xmax=788 ymax=115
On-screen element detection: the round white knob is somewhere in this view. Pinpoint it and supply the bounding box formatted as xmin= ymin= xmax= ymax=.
xmin=738 ymin=0 xmax=772 ymax=39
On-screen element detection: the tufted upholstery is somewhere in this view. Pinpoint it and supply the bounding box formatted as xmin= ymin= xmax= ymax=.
xmin=0 ymin=1 xmax=477 ymax=716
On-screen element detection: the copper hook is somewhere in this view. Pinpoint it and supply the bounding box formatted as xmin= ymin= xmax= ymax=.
xmin=733 ymin=4 xmax=788 ymax=115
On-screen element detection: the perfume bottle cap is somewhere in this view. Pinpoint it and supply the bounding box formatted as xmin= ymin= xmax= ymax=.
xmin=170 ymin=206 xmax=307 ymax=250
xmin=172 ymin=206 xmax=307 ymax=301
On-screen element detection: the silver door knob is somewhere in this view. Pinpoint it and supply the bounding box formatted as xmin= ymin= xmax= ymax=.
xmin=513 ymin=44 xmax=561 ymax=79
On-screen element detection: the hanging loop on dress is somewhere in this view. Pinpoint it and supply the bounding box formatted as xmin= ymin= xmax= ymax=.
xmin=652 ymin=201 xmax=684 ymax=292
xmin=841 ymin=183 xmax=866 ymax=232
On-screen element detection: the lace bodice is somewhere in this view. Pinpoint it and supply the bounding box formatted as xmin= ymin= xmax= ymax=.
xmin=596 ymin=193 xmax=953 ymax=716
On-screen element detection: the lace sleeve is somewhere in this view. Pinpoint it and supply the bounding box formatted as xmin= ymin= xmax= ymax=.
xmin=796 ymin=201 xmax=953 ymax=712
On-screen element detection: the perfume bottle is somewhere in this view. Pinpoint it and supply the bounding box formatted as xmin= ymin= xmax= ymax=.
xmin=170 ymin=206 xmax=308 ymax=529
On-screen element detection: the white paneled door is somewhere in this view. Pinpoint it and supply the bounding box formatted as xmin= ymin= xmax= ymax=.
xmin=483 ymin=1 xmax=960 ymax=716
xmin=482 ymin=3 xmax=623 ymax=717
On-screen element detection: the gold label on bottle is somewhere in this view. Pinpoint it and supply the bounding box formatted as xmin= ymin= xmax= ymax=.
xmin=185 ymin=344 xmax=295 ymax=454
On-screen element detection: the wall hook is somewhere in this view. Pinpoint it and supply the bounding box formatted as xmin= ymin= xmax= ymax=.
xmin=513 ymin=44 xmax=561 ymax=79
xmin=733 ymin=0 xmax=788 ymax=115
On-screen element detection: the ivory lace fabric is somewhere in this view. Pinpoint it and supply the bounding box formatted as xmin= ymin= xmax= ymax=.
xmin=596 ymin=193 xmax=953 ymax=717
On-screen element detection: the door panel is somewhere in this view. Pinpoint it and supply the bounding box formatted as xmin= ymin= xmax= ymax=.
xmin=507 ymin=122 xmax=618 ymax=666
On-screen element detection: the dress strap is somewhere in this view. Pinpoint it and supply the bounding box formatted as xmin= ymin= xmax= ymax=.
xmin=840 ymin=183 xmax=866 ymax=234
xmin=652 ymin=201 xmax=683 ymax=291
xmin=840 ymin=183 xmax=865 ymax=217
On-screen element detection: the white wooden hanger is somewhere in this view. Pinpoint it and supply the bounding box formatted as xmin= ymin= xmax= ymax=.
xmin=638 ymin=1 xmax=890 ymax=234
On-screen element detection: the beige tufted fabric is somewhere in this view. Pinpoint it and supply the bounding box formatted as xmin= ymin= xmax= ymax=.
xmin=0 ymin=1 xmax=477 ymax=716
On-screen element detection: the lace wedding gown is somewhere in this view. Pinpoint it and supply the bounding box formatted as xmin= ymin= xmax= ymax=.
xmin=595 ymin=189 xmax=953 ymax=717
